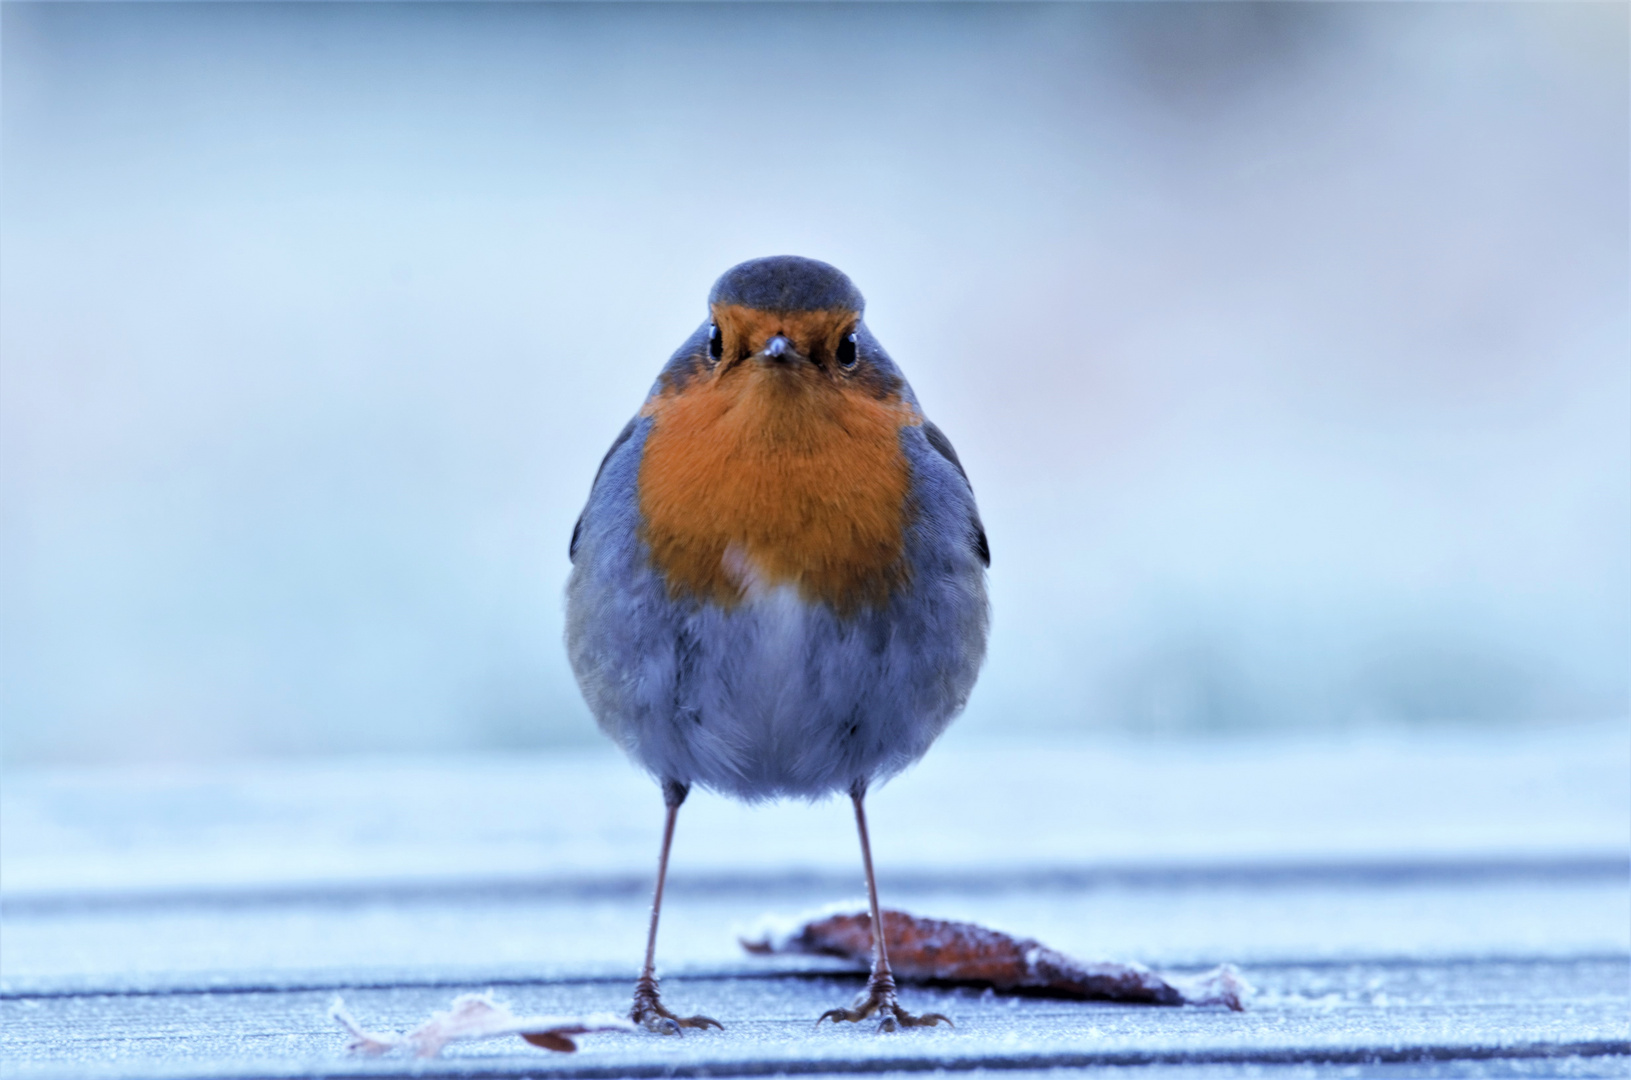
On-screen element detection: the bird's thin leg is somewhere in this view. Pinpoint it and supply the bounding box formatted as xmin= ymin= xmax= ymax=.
xmin=817 ymin=783 xmax=951 ymax=1032
xmin=630 ymin=779 xmax=721 ymax=1035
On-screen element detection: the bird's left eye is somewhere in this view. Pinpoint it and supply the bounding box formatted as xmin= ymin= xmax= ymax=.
xmin=707 ymin=323 xmax=723 ymax=361
xmin=837 ymin=332 xmax=858 ymax=370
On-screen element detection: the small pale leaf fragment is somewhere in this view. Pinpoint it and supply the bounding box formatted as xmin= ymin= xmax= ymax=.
xmin=329 ymin=992 xmax=634 ymax=1057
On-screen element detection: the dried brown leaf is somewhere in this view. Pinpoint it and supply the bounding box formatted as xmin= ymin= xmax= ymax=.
xmin=742 ymin=907 xmax=1251 ymax=1011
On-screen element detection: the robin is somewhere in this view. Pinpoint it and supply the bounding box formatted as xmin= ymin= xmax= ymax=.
xmin=566 ymin=256 xmax=990 ymax=1033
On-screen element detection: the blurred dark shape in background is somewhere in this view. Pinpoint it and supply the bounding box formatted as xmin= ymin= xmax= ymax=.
xmin=1 ymin=3 xmax=1625 ymax=763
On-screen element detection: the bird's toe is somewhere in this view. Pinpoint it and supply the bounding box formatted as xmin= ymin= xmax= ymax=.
xmin=630 ymin=978 xmax=722 ymax=1036
xmin=817 ymin=978 xmax=950 ymax=1032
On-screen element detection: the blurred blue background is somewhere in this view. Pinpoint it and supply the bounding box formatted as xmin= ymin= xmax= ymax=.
xmin=2 ymin=2 xmax=1625 ymax=765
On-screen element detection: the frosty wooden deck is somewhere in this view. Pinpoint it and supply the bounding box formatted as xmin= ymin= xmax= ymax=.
xmin=4 ymin=723 xmax=1628 ymax=1078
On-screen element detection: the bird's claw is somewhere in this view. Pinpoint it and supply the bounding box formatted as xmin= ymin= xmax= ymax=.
xmin=631 ymin=976 xmax=722 ymax=1035
xmin=816 ymin=974 xmax=951 ymax=1032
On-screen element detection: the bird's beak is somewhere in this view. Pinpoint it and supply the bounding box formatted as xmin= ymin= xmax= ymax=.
xmin=760 ymin=334 xmax=796 ymax=363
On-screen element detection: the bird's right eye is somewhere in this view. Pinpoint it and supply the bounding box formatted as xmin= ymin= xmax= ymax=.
xmin=836 ymin=332 xmax=858 ymax=370
xmin=707 ymin=323 xmax=723 ymax=361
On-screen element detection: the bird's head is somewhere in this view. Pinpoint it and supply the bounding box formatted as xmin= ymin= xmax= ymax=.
xmin=686 ymin=256 xmax=894 ymax=396
xmin=637 ymin=256 xmax=925 ymax=611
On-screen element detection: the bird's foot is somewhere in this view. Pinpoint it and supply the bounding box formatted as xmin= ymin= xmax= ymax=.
xmin=817 ymin=971 xmax=951 ymax=1033
xmin=630 ymin=975 xmax=722 ymax=1036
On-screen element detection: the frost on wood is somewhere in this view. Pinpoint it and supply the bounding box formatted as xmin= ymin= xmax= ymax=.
xmin=743 ymin=908 xmax=1251 ymax=1011
xmin=329 ymin=993 xmax=634 ymax=1057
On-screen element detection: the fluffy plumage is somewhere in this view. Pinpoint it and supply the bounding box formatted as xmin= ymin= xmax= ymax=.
xmin=567 ymin=256 xmax=988 ymax=801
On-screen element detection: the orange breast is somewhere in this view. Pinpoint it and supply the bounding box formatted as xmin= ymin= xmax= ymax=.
xmin=637 ymin=362 xmax=918 ymax=613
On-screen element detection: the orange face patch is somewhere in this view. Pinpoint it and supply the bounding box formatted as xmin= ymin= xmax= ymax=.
xmin=637 ymin=336 xmax=919 ymax=613
xmin=710 ymin=304 xmax=855 ymax=369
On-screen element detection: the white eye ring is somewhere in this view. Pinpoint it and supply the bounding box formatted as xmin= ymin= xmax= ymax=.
xmin=838 ymin=332 xmax=859 ymax=369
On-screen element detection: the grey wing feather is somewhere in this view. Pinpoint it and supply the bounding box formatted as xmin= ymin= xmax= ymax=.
xmin=922 ymin=420 xmax=989 ymax=567
xmin=570 ymin=417 xmax=638 ymax=563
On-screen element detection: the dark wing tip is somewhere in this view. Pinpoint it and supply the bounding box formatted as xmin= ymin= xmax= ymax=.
xmin=571 ymin=417 xmax=640 ymax=564
xmin=922 ymin=421 xmax=969 ymax=486
xmin=921 ymin=420 xmax=988 ymax=567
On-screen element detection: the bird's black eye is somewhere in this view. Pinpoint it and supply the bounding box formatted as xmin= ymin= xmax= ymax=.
xmin=837 ymin=332 xmax=858 ymax=370
xmin=707 ymin=323 xmax=723 ymax=361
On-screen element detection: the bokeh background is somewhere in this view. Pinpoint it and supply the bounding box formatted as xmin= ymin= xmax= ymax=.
xmin=2 ymin=2 xmax=1626 ymax=766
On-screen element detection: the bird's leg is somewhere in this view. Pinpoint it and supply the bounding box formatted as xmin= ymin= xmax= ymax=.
xmin=630 ymin=779 xmax=722 ymax=1035
xmin=817 ymin=783 xmax=951 ymax=1033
